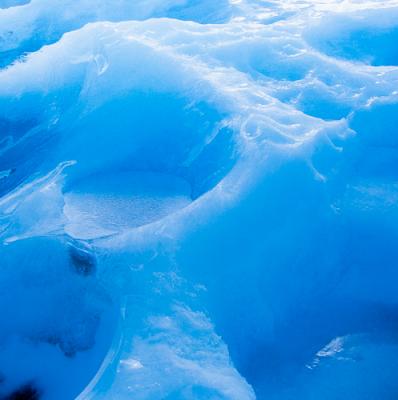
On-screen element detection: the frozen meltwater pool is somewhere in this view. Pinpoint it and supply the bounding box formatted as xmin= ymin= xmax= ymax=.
xmin=63 ymin=171 xmax=192 ymax=239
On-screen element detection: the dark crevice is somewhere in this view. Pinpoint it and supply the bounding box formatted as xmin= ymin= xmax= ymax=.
xmin=4 ymin=384 xmax=41 ymax=400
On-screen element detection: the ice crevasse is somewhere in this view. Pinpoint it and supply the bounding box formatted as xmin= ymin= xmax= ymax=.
xmin=1 ymin=0 xmax=398 ymax=399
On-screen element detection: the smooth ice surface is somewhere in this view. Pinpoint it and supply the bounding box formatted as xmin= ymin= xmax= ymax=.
xmin=63 ymin=171 xmax=192 ymax=239
xmin=1 ymin=0 xmax=398 ymax=399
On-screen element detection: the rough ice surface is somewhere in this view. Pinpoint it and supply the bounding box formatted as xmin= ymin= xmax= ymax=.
xmin=0 ymin=0 xmax=398 ymax=398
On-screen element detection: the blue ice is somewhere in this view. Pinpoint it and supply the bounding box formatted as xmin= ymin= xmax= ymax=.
xmin=1 ymin=0 xmax=398 ymax=399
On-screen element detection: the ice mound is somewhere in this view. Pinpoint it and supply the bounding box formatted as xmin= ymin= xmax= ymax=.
xmin=0 ymin=0 xmax=231 ymax=68
xmin=304 ymin=7 xmax=398 ymax=66
xmin=1 ymin=0 xmax=398 ymax=399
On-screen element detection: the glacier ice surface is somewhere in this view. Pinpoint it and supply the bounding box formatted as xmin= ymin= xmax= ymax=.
xmin=1 ymin=0 xmax=398 ymax=399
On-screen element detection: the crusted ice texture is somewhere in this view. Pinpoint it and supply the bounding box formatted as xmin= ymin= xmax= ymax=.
xmin=0 ymin=0 xmax=398 ymax=399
